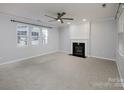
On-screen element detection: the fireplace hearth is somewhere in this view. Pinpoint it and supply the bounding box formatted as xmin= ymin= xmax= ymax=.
xmin=73 ymin=42 xmax=85 ymax=58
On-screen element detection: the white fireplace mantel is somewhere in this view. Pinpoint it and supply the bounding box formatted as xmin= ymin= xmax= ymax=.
xmin=70 ymin=38 xmax=90 ymax=57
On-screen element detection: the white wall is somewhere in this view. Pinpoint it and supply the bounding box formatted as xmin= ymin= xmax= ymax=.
xmin=69 ymin=22 xmax=90 ymax=39
xmin=0 ymin=13 xmax=59 ymax=64
xmin=59 ymin=20 xmax=117 ymax=60
xmin=91 ymin=20 xmax=117 ymax=60
xmin=59 ymin=22 xmax=90 ymax=53
xmin=59 ymin=26 xmax=71 ymax=53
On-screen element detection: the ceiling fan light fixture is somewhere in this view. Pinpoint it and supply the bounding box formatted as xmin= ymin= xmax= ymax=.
xmin=45 ymin=12 xmax=74 ymax=24
xmin=67 ymin=22 xmax=71 ymax=24
xmin=82 ymin=19 xmax=87 ymax=22
xmin=57 ymin=19 xmax=61 ymax=22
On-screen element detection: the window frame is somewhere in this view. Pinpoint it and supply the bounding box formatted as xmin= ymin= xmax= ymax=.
xmin=16 ymin=23 xmax=29 ymax=47
xmin=42 ymin=28 xmax=48 ymax=45
xmin=30 ymin=26 xmax=41 ymax=46
xmin=16 ymin=23 xmax=49 ymax=48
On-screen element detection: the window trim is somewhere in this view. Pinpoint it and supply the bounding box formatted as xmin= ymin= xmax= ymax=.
xmin=30 ymin=26 xmax=41 ymax=46
xmin=16 ymin=24 xmax=49 ymax=48
xmin=16 ymin=23 xmax=29 ymax=47
xmin=42 ymin=28 xmax=48 ymax=45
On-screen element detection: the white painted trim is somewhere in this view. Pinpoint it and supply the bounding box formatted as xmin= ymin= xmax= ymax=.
xmin=59 ymin=50 xmax=70 ymax=54
xmin=119 ymin=49 xmax=124 ymax=57
xmin=70 ymin=39 xmax=90 ymax=57
xmin=116 ymin=51 xmax=124 ymax=88
xmin=116 ymin=61 xmax=124 ymax=88
xmin=0 ymin=51 xmax=58 ymax=66
xmin=91 ymin=55 xmax=116 ymax=61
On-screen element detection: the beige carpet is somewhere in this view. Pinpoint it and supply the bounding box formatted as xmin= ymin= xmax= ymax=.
xmin=0 ymin=52 xmax=123 ymax=90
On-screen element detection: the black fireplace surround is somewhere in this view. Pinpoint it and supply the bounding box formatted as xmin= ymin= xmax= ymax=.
xmin=73 ymin=42 xmax=85 ymax=58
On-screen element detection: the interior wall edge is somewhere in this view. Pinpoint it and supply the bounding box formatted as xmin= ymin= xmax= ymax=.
xmin=116 ymin=51 xmax=124 ymax=88
xmin=91 ymin=55 xmax=116 ymax=62
xmin=116 ymin=60 xmax=124 ymax=88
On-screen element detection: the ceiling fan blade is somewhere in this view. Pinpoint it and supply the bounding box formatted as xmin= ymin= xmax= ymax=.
xmin=61 ymin=18 xmax=74 ymax=20
xmin=60 ymin=19 xmax=64 ymax=23
xmin=61 ymin=12 xmax=66 ymax=17
xmin=48 ymin=20 xmax=56 ymax=22
xmin=58 ymin=12 xmax=66 ymax=18
xmin=45 ymin=15 xmax=56 ymax=19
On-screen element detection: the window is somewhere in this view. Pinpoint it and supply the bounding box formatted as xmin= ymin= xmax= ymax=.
xmin=42 ymin=28 xmax=48 ymax=45
xmin=17 ymin=24 xmax=28 ymax=47
xmin=16 ymin=24 xmax=49 ymax=47
xmin=31 ymin=26 xmax=40 ymax=46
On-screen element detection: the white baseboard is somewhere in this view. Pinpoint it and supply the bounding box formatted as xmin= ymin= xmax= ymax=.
xmin=91 ymin=56 xmax=116 ymax=61
xmin=59 ymin=50 xmax=70 ymax=54
xmin=0 ymin=51 xmax=58 ymax=66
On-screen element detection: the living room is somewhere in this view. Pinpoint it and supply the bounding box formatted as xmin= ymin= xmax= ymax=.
xmin=0 ymin=2 xmax=124 ymax=91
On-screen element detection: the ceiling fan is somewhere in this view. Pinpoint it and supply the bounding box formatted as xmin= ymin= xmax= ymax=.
xmin=45 ymin=12 xmax=74 ymax=23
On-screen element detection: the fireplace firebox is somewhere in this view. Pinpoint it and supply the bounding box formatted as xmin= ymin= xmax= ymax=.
xmin=73 ymin=42 xmax=85 ymax=58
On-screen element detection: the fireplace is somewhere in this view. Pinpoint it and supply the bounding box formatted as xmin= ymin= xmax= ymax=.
xmin=73 ymin=42 xmax=85 ymax=58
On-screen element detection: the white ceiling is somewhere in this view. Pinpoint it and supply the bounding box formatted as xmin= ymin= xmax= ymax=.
xmin=0 ymin=3 xmax=118 ymax=27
